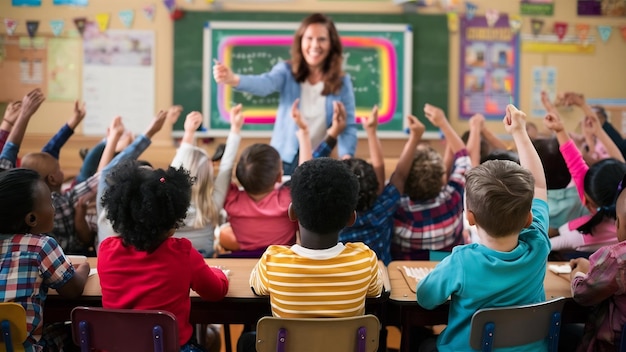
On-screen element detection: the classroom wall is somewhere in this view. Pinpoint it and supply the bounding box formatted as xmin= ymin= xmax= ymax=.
xmin=2 ymin=0 xmax=626 ymax=170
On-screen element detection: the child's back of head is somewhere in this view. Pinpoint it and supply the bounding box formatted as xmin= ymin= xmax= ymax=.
xmin=20 ymin=152 xmax=64 ymax=190
xmin=236 ymin=143 xmax=282 ymax=195
xmin=102 ymin=159 xmax=193 ymax=252
xmin=341 ymin=158 xmax=378 ymax=212
xmin=405 ymin=146 xmax=445 ymax=201
xmin=532 ymin=137 xmax=570 ymax=190
xmin=177 ymin=147 xmax=218 ymax=228
xmin=290 ymin=157 xmax=359 ymax=235
xmin=466 ymin=160 xmax=534 ymax=237
xmin=0 ymin=168 xmax=50 ymax=234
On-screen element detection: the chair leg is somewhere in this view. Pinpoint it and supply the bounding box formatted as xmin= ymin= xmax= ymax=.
xmin=1 ymin=321 xmax=14 ymax=352
xmin=224 ymin=324 xmax=232 ymax=352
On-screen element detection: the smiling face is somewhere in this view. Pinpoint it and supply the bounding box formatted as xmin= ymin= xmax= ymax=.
xmin=300 ymin=23 xmax=331 ymax=70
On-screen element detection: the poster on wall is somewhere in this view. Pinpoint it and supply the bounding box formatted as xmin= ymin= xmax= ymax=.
xmin=578 ymin=0 xmax=626 ymax=16
xmin=520 ymin=0 xmax=554 ymax=16
xmin=53 ymin=0 xmax=88 ymax=5
xmin=47 ymin=38 xmax=81 ymax=101
xmin=530 ymin=66 xmax=557 ymax=118
xmin=12 ymin=0 xmax=41 ymax=6
xmin=459 ymin=15 xmax=519 ymax=120
xmin=82 ymin=23 xmax=155 ymax=135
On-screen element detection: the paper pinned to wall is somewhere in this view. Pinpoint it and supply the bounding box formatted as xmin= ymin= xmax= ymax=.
xmin=82 ymin=23 xmax=155 ymax=135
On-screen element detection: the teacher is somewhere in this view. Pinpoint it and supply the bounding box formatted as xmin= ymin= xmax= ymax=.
xmin=213 ymin=13 xmax=357 ymax=175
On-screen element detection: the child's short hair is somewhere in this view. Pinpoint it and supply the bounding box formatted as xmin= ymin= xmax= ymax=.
xmin=236 ymin=144 xmax=281 ymax=195
xmin=342 ymin=158 xmax=378 ymax=211
xmin=0 ymin=168 xmax=41 ymax=233
xmin=466 ymin=160 xmax=534 ymax=237
xmin=532 ymin=137 xmax=570 ymax=190
xmin=405 ymin=146 xmax=445 ymax=201
xmin=102 ymin=160 xmax=193 ymax=252
xmin=481 ymin=149 xmax=520 ymax=165
xmin=290 ymin=158 xmax=359 ymax=234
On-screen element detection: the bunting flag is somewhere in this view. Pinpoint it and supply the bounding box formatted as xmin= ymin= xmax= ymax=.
xmin=465 ymin=2 xmax=477 ymax=20
xmin=447 ymin=12 xmax=459 ymax=33
xmin=485 ymin=9 xmax=499 ymax=27
xmin=49 ymin=19 xmax=64 ymax=36
xmin=95 ymin=13 xmax=110 ymax=32
xmin=118 ymin=10 xmax=134 ymax=28
xmin=74 ymin=17 xmax=87 ymax=36
xmin=575 ymin=23 xmax=590 ymax=43
xmin=597 ymin=25 xmax=612 ymax=43
xmin=4 ymin=18 xmax=18 ymax=36
xmin=621 ymin=25 xmax=626 ymax=42
xmin=143 ymin=4 xmax=156 ymax=21
xmin=26 ymin=20 xmax=39 ymax=38
xmin=509 ymin=15 xmax=522 ymax=34
xmin=531 ymin=18 xmax=544 ymax=36
xmin=554 ymin=22 xmax=568 ymax=41
xmin=163 ymin=0 xmax=175 ymax=13
xmin=185 ymin=0 xmax=193 ymax=2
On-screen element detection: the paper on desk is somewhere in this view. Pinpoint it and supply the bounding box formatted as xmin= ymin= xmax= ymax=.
xmin=89 ymin=268 xmax=98 ymax=277
xmin=548 ymin=264 xmax=571 ymax=274
xmin=398 ymin=266 xmax=433 ymax=293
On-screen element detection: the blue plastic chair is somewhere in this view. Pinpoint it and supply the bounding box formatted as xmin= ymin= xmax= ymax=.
xmin=469 ymin=297 xmax=566 ymax=352
xmin=71 ymin=306 xmax=179 ymax=352
xmin=0 ymin=302 xmax=27 ymax=352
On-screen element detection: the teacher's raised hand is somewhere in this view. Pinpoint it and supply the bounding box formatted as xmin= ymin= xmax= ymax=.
xmin=212 ymin=59 xmax=240 ymax=86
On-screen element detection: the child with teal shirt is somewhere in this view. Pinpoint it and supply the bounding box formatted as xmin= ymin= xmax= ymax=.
xmin=417 ymin=105 xmax=551 ymax=352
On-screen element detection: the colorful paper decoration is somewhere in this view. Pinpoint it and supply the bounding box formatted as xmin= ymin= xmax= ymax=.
xmin=143 ymin=4 xmax=156 ymax=21
xmin=485 ymin=9 xmax=499 ymax=27
xmin=50 ymin=19 xmax=64 ymax=36
xmin=509 ymin=15 xmax=522 ymax=34
xmin=163 ymin=0 xmax=175 ymax=13
xmin=95 ymin=13 xmax=110 ymax=32
xmin=597 ymin=25 xmax=612 ymax=42
xmin=119 ymin=10 xmax=135 ymax=28
xmin=465 ymin=2 xmax=477 ymax=20
xmin=575 ymin=23 xmax=590 ymax=43
xmin=447 ymin=12 xmax=459 ymax=33
xmin=554 ymin=22 xmax=568 ymax=41
xmin=74 ymin=17 xmax=87 ymax=36
xmin=531 ymin=18 xmax=544 ymax=36
xmin=4 ymin=19 xmax=18 ymax=36
xmin=26 ymin=20 xmax=39 ymax=38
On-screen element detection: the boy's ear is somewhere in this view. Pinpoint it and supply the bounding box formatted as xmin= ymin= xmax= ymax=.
xmin=524 ymin=211 xmax=533 ymax=228
xmin=45 ymin=173 xmax=61 ymax=188
xmin=466 ymin=210 xmax=476 ymax=226
xmin=25 ymin=212 xmax=37 ymax=228
xmin=276 ymin=169 xmax=284 ymax=184
xmin=288 ymin=203 xmax=298 ymax=222
xmin=345 ymin=210 xmax=357 ymax=227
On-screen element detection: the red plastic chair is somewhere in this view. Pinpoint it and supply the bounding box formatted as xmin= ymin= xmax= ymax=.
xmin=70 ymin=306 xmax=179 ymax=352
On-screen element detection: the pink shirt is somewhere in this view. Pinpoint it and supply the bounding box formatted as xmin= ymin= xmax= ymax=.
xmin=224 ymin=183 xmax=298 ymax=251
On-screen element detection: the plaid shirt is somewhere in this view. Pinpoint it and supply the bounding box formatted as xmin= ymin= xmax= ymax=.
xmin=52 ymin=174 xmax=99 ymax=254
xmin=339 ymin=183 xmax=401 ymax=265
xmin=392 ymin=149 xmax=471 ymax=259
xmin=0 ymin=234 xmax=74 ymax=350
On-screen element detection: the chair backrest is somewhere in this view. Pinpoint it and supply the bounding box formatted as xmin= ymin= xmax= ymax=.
xmin=70 ymin=306 xmax=179 ymax=352
xmin=0 ymin=302 xmax=27 ymax=352
xmin=255 ymin=315 xmax=380 ymax=352
xmin=469 ymin=297 xmax=566 ymax=352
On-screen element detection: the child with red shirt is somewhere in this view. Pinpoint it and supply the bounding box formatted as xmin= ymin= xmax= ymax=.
xmin=98 ymin=160 xmax=229 ymax=351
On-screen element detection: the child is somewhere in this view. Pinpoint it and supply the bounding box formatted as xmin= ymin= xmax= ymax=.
xmin=337 ymin=106 xmax=425 ymax=265
xmin=0 ymin=168 xmax=90 ymax=351
xmin=416 ymin=104 xmax=550 ymax=351
xmin=170 ymin=106 xmax=243 ymax=258
xmin=542 ymin=94 xmax=626 ymax=253
xmin=249 ymin=157 xmax=383 ymax=317
xmin=569 ymin=173 xmax=626 ymax=351
xmin=98 ymin=160 xmax=229 ymax=352
xmin=392 ymin=104 xmax=471 ymax=260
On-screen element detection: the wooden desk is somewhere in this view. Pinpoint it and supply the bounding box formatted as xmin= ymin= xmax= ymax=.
xmin=45 ymin=258 xmax=391 ymax=351
xmin=387 ymin=261 xmax=590 ymax=352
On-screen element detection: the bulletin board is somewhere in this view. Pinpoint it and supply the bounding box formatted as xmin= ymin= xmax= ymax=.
xmin=203 ymin=21 xmax=412 ymax=137
xmin=0 ymin=36 xmax=48 ymax=102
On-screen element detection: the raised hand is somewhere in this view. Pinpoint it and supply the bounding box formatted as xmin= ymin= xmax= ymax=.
xmin=469 ymin=113 xmax=485 ymax=132
xmin=108 ymin=116 xmax=125 ymax=139
xmin=68 ymin=100 xmax=86 ymax=130
xmin=2 ymin=101 xmax=22 ymax=129
xmin=230 ymin=103 xmax=244 ymax=134
xmin=20 ymin=88 xmax=45 ymax=118
xmin=291 ymin=99 xmax=307 ymax=131
xmin=543 ymin=112 xmax=564 ymax=133
xmin=406 ymin=114 xmax=425 ymax=138
xmin=423 ymin=104 xmax=447 ymax=128
xmin=503 ymin=104 xmax=526 ymax=135
xmin=213 ymin=59 xmax=237 ymax=86
xmin=166 ymin=105 xmax=184 ymax=125
xmin=329 ymin=101 xmax=347 ymax=138
xmin=361 ymin=105 xmax=379 ymax=132
xmin=145 ymin=110 xmax=167 ymax=139
xmin=540 ymin=91 xmax=558 ymax=114
xmin=184 ymin=111 xmax=203 ymax=133
xmin=562 ymin=92 xmax=586 ymax=107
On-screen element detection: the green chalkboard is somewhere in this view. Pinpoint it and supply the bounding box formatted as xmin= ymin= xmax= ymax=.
xmin=173 ymin=12 xmax=448 ymax=137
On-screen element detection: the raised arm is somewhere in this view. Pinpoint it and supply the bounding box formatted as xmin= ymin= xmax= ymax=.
xmin=97 ymin=117 xmax=125 ymax=173
xmin=0 ymin=101 xmax=21 ymax=150
xmin=213 ymin=104 xmax=244 ymax=209
xmin=0 ymin=89 xmax=45 ymax=169
xmin=389 ymin=115 xmax=424 ymax=194
xmin=42 ymin=100 xmax=86 ymax=159
xmin=362 ymin=105 xmax=384 ymax=193
xmin=423 ymin=104 xmax=465 ymax=154
xmin=290 ymin=98 xmax=313 ymax=165
xmin=541 ymin=91 xmax=571 ymax=146
xmin=467 ymin=113 xmax=485 ymax=167
xmin=181 ymin=111 xmax=203 ymax=145
xmin=504 ymin=105 xmax=547 ymax=201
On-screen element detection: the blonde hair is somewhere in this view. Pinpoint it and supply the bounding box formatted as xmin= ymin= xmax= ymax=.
xmin=176 ymin=147 xmax=219 ymax=228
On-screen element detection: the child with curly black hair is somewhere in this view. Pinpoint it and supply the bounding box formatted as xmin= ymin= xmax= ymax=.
xmin=98 ymin=160 xmax=229 ymax=352
xmin=0 ymin=168 xmax=90 ymax=351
